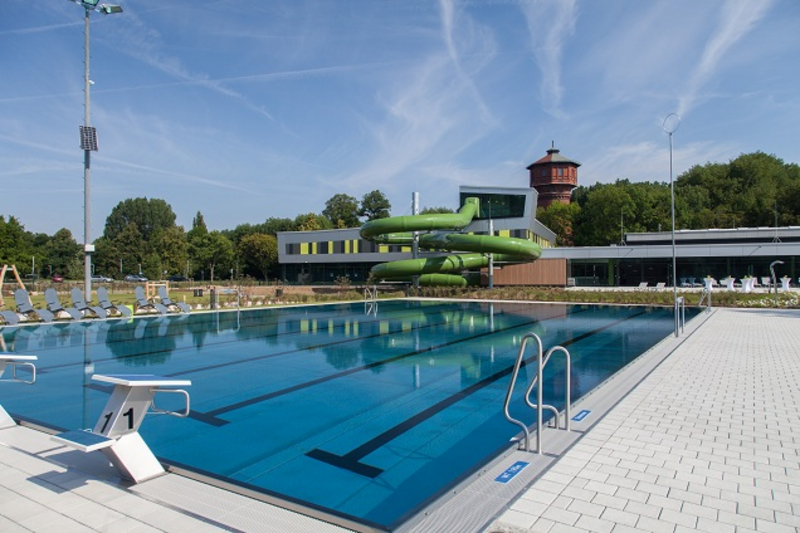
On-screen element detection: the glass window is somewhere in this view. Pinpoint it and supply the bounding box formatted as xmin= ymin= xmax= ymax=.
xmin=459 ymin=193 xmax=527 ymax=219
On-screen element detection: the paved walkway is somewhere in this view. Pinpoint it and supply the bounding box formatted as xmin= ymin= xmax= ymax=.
xmin=487 ymin=308 xmax=800 ymax=533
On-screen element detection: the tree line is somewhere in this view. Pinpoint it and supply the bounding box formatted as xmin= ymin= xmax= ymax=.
xmin=538 ymin=151 xmax=800 ymax=246
xmin=0 ymin=190 xmax=395 ymax=283
xmin=2 ymin=151 xmax=797 ymax=281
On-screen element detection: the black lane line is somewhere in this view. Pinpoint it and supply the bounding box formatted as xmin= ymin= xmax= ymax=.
xmin=306 ymin=309 xmax=648 ymax=478
xmin=203 ymin=310 xmax=562 ymax=418
xmin=36 ymin=302 xmax=460 ymax=374
xmin=164 ymin=306 xmax=485 ymax=379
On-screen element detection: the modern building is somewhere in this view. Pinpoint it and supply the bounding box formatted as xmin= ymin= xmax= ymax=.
xmin=277 ymin=185 xmax=561 ymax=285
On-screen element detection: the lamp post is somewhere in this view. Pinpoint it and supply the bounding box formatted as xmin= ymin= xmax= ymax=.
xmin=70 ymin=0 xmax=123 ymax=301
xmin=770 ymin=260 xmax=784 ymax=307
xmin=663 ymin=113 xmax=681 ymax=337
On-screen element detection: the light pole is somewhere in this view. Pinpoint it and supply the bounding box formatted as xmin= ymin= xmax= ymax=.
xmin=663 ymin=113 xmax=681 ymax=337
xmin=770 ymin=260 xmax=784 ymax=307
xmin=70 ymin=0 xmax=123 ymax=300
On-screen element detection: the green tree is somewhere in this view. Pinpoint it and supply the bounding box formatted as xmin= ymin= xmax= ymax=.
xmin=238 ymin=233 xmax=278 ymax=280
xmin=359 ymin=190 xmax=391 ymax=221
xmin=421 ymin=206 xmax=455 ymax=214
xmin=103 ymin=198 xmax=177 ymax=242
xmin=263 ymin=217 xmax=296 ymax=235
xmin=294 ymin=213 xmax=333 ymax=231
xmin=43 ymin=228 xmax=81 ymax=278
xmin=153 ymin=226 xmax=188 ymax=276
xmin=0 ymin=216 xmax=34 ymax=266
xmin=189 ymin=231 xmax=233 ymax=282
xmin=537 ymin=203 xmax=580 ymax=246
xmin=322 ymin=194 xmax=360 ymax=228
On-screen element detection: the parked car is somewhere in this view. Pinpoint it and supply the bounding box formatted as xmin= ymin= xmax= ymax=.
xmin=52 ymin=274 xmax=64 ymax=283
xmin=91 ymin=274 xmax=113 ymax=283
xmin=168 ymin=275 xmax=188 ymax=282
xmin=124 ymin=274 xmax=148 ymax=282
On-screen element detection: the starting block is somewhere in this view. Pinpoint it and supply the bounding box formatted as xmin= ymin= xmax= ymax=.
xmin=53 ymin=374 xmax=191 ymax=483
xmin=0 ymin=353 xmax=37 ymax=429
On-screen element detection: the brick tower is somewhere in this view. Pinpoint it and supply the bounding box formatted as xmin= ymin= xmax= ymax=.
xmin=527 ymin=143 xmax=580 ymax=210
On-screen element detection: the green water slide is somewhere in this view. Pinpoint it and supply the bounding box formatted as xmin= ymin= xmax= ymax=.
xmin=359 ymin=197 xmax=542 ymax=286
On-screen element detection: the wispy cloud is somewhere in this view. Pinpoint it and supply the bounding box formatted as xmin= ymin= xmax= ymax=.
xmin=678 ymin=0 xmax=774 ymax=117
xmin=518 ymin=0 xmax=578 ymax=118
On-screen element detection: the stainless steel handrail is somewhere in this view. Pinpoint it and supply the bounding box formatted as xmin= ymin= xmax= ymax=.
xmin=503 ymin=333 xmax=572 ymax=454
xmin=502 ymin=333 xmax=541 ymax=452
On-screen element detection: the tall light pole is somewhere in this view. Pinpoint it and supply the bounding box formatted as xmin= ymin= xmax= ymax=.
xmin=71 ymin=0 xmax=123 ymax=300
xmin=663 ymin=113 xmax=681 ymax=337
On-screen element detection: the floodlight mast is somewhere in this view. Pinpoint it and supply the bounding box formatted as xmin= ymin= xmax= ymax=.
xmin=70 ymin=0 xmax=122 ymax=300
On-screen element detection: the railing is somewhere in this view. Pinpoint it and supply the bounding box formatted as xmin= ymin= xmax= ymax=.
xmin=698 ymin=287 xmax=712 ymax=313
xmin=364 ymin=285 xmax=378 ymax=316
xmin=675 ymin=296 xmax=685 ymax=335
xmin=502 ymin=333 xmax=572 ymax=454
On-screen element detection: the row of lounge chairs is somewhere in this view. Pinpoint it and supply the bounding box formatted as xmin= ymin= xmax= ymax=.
xmin=0 ymin=286 xmax=189 ymax=325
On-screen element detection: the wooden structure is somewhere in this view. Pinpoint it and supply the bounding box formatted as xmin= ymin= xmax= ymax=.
xmin=0 ymin=266 xmax=25 ymax=307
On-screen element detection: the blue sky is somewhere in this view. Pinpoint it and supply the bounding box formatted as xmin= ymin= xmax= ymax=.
xmin=2 ymin=0 xmax=799 ymax=238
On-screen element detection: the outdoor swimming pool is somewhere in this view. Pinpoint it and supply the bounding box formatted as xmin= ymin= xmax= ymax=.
xmin=0 ymin=300 xmax=696 ymax=531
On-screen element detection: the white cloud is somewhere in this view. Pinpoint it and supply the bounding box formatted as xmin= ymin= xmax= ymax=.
xmin=518 ymin=0 xmax=578 ymax=118
xmin=678 ymin=0 xmax=774 ymax=117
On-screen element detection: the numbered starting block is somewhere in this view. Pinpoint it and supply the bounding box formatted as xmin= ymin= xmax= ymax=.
xmin=52 ymin=374 xmax=191 ymax=484
xmin=0 ymin=353 xmax=37 ymax=429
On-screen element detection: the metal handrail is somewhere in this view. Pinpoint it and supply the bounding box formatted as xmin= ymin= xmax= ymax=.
xmin=675 ymin=296 xmax=685 ymax=334
xmin=698 ymin=287 xmax=712 ymax=313
xmin=149 ymin=388 xmax=191 ymax=418
xmin=502 ymin=333 xmax=541 ymax=452
xmin=503 ymin=333 xmax=572 ymax=454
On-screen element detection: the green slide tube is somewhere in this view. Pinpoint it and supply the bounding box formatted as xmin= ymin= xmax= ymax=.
xmin=360 ymin=197 xmax=541 ymax=285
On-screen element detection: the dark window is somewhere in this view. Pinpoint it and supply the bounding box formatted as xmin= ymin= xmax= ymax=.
xmin=285 ymin=243 xmax=299 ymax=255
xmin=318 ymin=241 xmax=329 ymax=254
xmin=459 ymin=193 xmax=527 ymax=220
xmin=333 ymin=241 xmax=345 ymax=254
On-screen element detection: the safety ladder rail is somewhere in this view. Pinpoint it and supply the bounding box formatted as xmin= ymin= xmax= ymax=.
xmin=364 ymin=285 xmax=378 ymax=316
xmin=698 ymin=287 xmax=712 ymax=313
xmin=502 ymin=333 xmax=572 ymax=454
xmin=675 ymin=296 xmax=686 ymax=334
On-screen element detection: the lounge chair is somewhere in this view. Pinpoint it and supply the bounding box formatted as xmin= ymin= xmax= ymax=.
xmin=14 ymin=289 xmax=54 ymax=323
xmin=761 ymin=277 xmax=773 ymax=289
xmin=97 ymin=287 xmax=132 ymax=317
xmin=134 ymin=286 xmax=168 ymax=315
xmin=157 ymin=286 xmax=190 ymax=313
xmin=70 ymin=287 xmax=107 ymax=319
xmin=635 ymin=282 xmax=648 ymax=291
xmin=0 ymin=310 xmax=20 ymax=326
xmin=650 ymin=282 xmax=666 ymax=291
xmin=44 ymin=288 xmax=82 ymax=321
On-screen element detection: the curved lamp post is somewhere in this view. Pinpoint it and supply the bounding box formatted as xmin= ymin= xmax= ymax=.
xmin=69 ymin=0 xmax=123 ymax=300
xmin=663 ymin=113 xmax=681 ymax=337
xmin=770 ymin=260 xmax=784 ymax=307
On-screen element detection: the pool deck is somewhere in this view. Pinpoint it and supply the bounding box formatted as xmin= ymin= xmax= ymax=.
xmin=0 ymin=307 xmax=798 ymax=532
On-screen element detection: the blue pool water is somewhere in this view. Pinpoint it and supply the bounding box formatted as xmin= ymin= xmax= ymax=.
xmin=0 ymin=300 xmax=696 ymax=530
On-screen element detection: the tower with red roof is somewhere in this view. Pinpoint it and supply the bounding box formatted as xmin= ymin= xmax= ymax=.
xmin=527 ymin=143 xmax=580 ymax=210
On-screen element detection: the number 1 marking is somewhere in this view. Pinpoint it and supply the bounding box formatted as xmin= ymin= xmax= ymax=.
xmin=101 ymin=411 xmax=113 ymax=433
xmin=123 ymin=407 xmax=134 ymax=430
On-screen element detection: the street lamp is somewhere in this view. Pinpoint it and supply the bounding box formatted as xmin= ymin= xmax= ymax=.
xmin=70 ymin=0 xmax=123 ymax=301
xmin=663 ymin=113 xmax=681 ymax=337
xmin=770 ymin=260 xmax=784 ymax=307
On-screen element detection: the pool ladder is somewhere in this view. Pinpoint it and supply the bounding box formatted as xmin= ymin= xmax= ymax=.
xmin=503 ymin=333 xmax=571 ymax=454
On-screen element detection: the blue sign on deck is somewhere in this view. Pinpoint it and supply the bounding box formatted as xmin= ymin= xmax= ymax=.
xmin=572 ymin=409 xmax=591 ymax=422
xmin=494 ymin=461 xmax=529 ymax=484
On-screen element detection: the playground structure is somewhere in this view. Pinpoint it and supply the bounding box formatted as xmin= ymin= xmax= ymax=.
xmin=360 ymin=197 xmax=541 ymax=286
xmin=0 ymin=265 xmax=26 ymax=308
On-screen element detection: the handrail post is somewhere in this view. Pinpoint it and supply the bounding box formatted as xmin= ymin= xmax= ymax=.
xmin=502 ymin=333 xmax=542 ymax=452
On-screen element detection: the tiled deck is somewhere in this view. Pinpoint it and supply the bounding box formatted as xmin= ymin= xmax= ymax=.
xmin=486 ymin=308 xmax=800 ymax=533
xmin=1 ymin=307 xmax=798 ymax=532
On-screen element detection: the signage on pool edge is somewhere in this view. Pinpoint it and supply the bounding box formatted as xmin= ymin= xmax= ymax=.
xmin=572 ymin=409 xmax=591 ymax=422
xmin=494 ymin=461 xmax=529 ymax=484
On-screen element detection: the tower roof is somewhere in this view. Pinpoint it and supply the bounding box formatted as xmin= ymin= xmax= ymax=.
xmin=527 ymin=146 xmax=581 ymax=169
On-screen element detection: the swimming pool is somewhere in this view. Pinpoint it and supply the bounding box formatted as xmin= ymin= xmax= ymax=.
xmin=0 ymin=300 xmax=696 ymax=530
